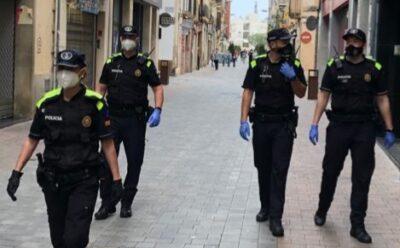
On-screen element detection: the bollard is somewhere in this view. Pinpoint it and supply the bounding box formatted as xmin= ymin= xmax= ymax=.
xmin=308 ymin=69 xmax=319 ymax=100
xmin=159 ymin=60 xmax=170 ymax=85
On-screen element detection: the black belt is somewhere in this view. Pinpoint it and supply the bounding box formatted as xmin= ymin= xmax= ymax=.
xmin=326 ymin=110 xmax=376 ymax=122
xmin=56 ymin=166 xmax=99 ymax=186
xmin=250 ymin=107 xmax=298 ymax=123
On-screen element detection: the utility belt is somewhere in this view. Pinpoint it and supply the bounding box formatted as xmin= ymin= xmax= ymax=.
xmin=36 ymin=153 xmax=99 ymax=192
xmin=249 ymin=106 xmax=299 ymax=138
xmin=109 ymin=102 xmax=154 ymax=119
xmin=325 ymin=110 xmax=376 ymax=123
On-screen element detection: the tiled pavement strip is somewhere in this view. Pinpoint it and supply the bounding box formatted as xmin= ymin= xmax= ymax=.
xmin=0 ymin=62 xmax=399 ymax=248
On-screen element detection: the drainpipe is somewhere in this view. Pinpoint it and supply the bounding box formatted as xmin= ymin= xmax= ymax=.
xmin=52 ymin=0 xmax=60 ymax=88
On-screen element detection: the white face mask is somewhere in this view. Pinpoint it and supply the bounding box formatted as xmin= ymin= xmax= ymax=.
xmin=121 ymin=39 xmax=137 ymax=51
xmin=57 ymin=70 xmax=80 ymax=89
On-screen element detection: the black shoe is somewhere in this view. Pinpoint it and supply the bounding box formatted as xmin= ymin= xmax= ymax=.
xmin=314 ymin=212 xmax=326 ymax=226
xmin=256 ymin=208 xmax=269 ymax=222
xmin=350 ymin=227 xmax=372 ymax=244
xmin=94 ymin=205 xmax=116 ymax=220
xmin=269 ymin=219 xmax=284 ymax=237
xmin=120 ymin=206 xmax=132 ymax=218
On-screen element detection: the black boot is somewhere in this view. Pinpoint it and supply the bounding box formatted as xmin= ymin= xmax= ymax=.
xmin=269 ymin=219 xmax=284 ymax=237
xmin=120 ymin=205 xmax=132 ymax=218
xmin=256 ymin=208 xmax=269 ymax=222
xmin=350 ymin=226 xmax=372 ymax=244
xmin=94 ymin=205 xmax=116 ymax=220
xmin=314 ymin=211 xmax=327 ymax=226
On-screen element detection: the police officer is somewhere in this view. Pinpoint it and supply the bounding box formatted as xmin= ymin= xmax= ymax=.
xmin=309 ymin=28 xmax=396 ymax=243
xmin=95 ymin=25 xmax=164 ymax=219
xmin=240 ymin=28 xmax=307 ymax=237
xmin=6 ymin=50 xmax=123 ymax=248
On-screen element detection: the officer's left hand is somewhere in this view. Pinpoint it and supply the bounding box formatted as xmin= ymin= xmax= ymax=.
xmin=111 ymin=179 xmax=123 ymax=206
xmin=240 ymin=121 xmax=251 ymax=141
xmin=7 ymin=170 xmax=23 ymax=201
xmin=384 ymin=131 xmax=396 ymax=149
xmin=148 ymin=108 xmax=161 ymax=127
xmin=280 ymin=62 xmax=296 ymax=81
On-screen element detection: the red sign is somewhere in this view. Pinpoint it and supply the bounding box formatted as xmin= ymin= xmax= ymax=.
xmin=301 ymin=32 xmax=312 ymax=44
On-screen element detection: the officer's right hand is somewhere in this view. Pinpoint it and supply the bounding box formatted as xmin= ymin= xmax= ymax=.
xmin=7 ymin=170 xmax=23 ymax=201
xmin=309 ymin=124 xmax=319 ymax=145
xmin=111 ymin=179 xmax=123 ymax=205
xmin=240 ymin=121 xmax=251 ymax=141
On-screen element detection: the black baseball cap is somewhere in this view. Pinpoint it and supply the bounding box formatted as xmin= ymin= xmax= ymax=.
xmin=343 ymin=28 xmax=366 ymax=42
xmin=267 ymin=28 xmax=292 ymax=42
xmin=56 ymin=49 xmax=86 ymax=68
xmin=120 ymin=25 xmax=138 ymax=37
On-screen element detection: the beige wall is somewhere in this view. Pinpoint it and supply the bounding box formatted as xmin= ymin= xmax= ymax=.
xmin=30 ymin=0 xmax=55 ymax=114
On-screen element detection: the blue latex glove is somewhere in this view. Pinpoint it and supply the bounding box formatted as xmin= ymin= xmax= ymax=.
xmin=384 ymin=131 xmax=396 ymax=149
xmin=280 ymin=62 xmax=296 ymax=81
xmin=309 ymin=124 xmax=319 ymax=145
xmin=240 ymin=121 xmax=250 ymax=141
xmin=148 ymin=108 xmax=161 ymax=127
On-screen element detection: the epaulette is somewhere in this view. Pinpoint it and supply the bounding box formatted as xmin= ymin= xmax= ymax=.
xmin=365 ymin=56 xmax=382 ymax=71
xmin=327 ymin=55 xmax=345 ymax=67
xmin=106 ymin=52 xmax=122 ymax=64
xmin=36 ymin=88 xmax=62 ymax=109
xmin=294 ymin=58 xmax=301 ymax=68
xmin=84 ymin=88 xmax=105 ymax=111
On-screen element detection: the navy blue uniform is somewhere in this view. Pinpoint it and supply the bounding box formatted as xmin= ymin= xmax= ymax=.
xmin=317 ymin=56 xmax=387 ymax=227
xmin=30 ymin=85 xmax=111 ymax=248
xmin=243 ymin=53 xmax=306 ymax=220
xmin=99 ymin=52 xmax=161 ymax=209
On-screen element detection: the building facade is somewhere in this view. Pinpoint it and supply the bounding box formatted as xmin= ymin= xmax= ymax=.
xmin=0 ymin=0 xmax=161 ymax=121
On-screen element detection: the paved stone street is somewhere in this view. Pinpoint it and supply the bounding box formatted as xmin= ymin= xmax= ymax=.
xmin=0 ymin=62 xmax=399 ymax=248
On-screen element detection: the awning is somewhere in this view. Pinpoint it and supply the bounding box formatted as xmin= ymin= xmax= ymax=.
xmin=142 ymin=0 xmax=162 ymax=8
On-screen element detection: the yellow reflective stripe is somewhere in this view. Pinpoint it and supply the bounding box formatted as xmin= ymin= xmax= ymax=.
xmin=256 ymin=54 xmax=267 ymax=59
xmin=250 ymin=60 xmax=257 ymax=68
xmin=96 ymin=101 xmax=104 ymax=111
xmin=106 ymin=58 xmax=112 ymax=64
xmin=146 ymin=60 xmax=152 ymax=68
xmin=294 ymin=59 xmax=301 ymax=68
xmin=138 ymin=53 xmax=144 ymax=56
xmin=85 ymin=89 xmax=103 ymax=99
xmin=112 ymin=52 xmax=122 ymax=57
xmin=375 ymin=62 xmax=382 ymax=70
xmin=36 ymin=88 xmax=62 ymax=108
xmin=327 ymin=58 xmax=334 ymax=67
xmin=339 ymin=55 xmax=345 ymax=60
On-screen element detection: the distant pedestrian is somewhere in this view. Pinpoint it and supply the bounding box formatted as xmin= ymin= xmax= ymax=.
xmin=213 ymin=51 xmax=219 ymax=70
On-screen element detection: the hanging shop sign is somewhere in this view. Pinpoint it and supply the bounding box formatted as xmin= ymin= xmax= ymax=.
xmin=159 ymin=13 xmax=174 ymax=28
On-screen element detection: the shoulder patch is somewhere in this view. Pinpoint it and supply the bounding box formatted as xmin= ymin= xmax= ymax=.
xmin=256 ymin=54 xmax=267 ymax=59
xmin=294 ymin=59 xmax=301 ymax=68
xmin=250 ymin=60 xmax=257 ymax=69
xmin=375 ymin=62 xmax=382 ymax=71
xmin=106 ymin=52 xmax=122 ymax=64
xmin=365 ymin=56 xmax=382 ymax=70
xmin=36 ymin=88 xmax=62 ymax=108
xmin=327 ymin=58 xmax=334 ymax=67
xmin=96 ymin=101 xmax=105 ymax=111
xmin=85 ymin=89 xmax=103 ymax=100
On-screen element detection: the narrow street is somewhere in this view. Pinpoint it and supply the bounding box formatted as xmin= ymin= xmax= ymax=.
xmin=0 ymin=62 xmax=399 ymax=248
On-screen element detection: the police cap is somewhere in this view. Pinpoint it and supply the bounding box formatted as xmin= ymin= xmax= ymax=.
xmin=56 ymin=50 xmax=86 ymax=68
xmin=343 ymin=28 xmax=366 ymax=43
xmin=267 ymin=28 xmax=292 ymax=42
xmin=120 ymin=25 xmax=138 ymax=37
